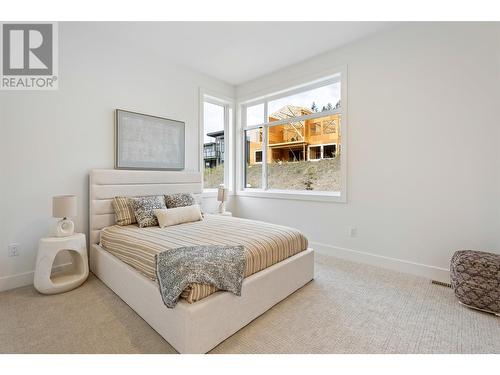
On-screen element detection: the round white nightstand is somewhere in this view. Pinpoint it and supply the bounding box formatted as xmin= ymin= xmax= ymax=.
xmin=34 ymin=233 xmax=88 ymax=295
xmin=215 ymin=211 xmax=232 ymax=217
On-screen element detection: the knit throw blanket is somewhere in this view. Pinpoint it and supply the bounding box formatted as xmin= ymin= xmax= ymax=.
xmin=155 ymin=245 xmax=246 ymax=308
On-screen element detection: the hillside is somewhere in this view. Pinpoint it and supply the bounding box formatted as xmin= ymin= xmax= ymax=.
xmin=205 ymin=158 xmax=341 ymax=191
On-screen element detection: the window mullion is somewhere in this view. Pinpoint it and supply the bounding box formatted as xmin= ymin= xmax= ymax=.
xmin=242 ymin=126 xmax=247 ymax=190
xmin=241 ymin=105 xmax=247 ymax=191
xmin=262 ymin=102 xmax=268 ymax=190
xmin=223 ymin=104 xmax=229 ymax=189
xmin=242 ymin=109 xmax=341 ymax=131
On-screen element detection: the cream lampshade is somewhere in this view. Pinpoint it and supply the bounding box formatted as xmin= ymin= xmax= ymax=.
xmin=217 ymin=184 xmax=228 ymax=214
xmin=52 ymin=195 xmax=77 ymax=237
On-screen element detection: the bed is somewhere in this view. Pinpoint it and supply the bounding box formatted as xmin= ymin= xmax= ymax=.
xmin=89 ymin=169 xmax=314 ymax=353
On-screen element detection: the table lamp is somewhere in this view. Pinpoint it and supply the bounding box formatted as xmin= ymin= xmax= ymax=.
xmin=53 ymin=195 xmax=77 ymax=237
xmin=217 ymin=184 xmax=228 ymax=214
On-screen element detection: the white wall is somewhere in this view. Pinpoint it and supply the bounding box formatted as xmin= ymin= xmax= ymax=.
xmin=1 ymin=22 xmax=498 ymax=291
xmin=235 ymin=23 xmax=500 ymax=281
xmin=0 ymin=22 xmax=234 ymax=291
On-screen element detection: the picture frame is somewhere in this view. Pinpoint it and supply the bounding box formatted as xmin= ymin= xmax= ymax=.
xmin=115 ymin=109 xmax=185 ymax=170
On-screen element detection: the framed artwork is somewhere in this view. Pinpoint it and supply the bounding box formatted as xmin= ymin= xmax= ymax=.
xmin=115 ymin=109 xmax=185 ymax=170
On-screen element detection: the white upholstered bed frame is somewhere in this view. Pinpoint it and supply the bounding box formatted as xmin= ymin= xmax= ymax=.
xmin=89 ymin=169 xmax=314 ymax=353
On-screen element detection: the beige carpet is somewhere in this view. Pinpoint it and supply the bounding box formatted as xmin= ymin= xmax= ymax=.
xmin=1 ymin=253 xmax=498 ymax=354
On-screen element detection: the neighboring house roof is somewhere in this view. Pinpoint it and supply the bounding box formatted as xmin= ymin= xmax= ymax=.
xmin=206 ymin=130 xmax=224 ymax=138
xmin=269 ymin=105 xmax=312 ymax=121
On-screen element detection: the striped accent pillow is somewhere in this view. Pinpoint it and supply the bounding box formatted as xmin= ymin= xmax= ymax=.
xmin=112 ymin=197 xmax=136 ymax=226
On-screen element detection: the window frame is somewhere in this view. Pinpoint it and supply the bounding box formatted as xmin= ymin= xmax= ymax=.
xmin=237 ymin=67 xmax=347 ymax=203
xmin=200 ymin=89 xmax=234 ymax=194
xmin=309 ymin=121 xmax=323 ymax=136
xmin=322 ymin=143 xmax=337 ymax=159
xmin=308 ymin=145 xmax=322 ymax=161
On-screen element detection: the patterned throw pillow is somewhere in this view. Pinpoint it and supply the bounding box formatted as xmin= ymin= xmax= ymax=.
xmin=165 ymin=193 xmax=196 ymax=209
xmin=112 ymin=197 xmax=136 ymax=226
xmin=130 ymin=195 xmax=166 ymax=228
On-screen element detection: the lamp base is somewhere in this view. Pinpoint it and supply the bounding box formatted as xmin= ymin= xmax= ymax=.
xmin=55 ymin=218 xmax=74 ymax=237
xmin=218 ymin=202 xmax=226 ymax=214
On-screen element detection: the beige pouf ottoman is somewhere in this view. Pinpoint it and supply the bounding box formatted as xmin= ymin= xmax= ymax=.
xmin=450 ymin=250 xmax=500 ymax=316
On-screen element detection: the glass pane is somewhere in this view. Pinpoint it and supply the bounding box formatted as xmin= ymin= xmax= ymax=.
xmin=203 ymin=102 xmax=224 ymax=189
xmin=244 ymin=128 xmax=263 ymax=189
xmin=267 ymin=114 xmax=342 ymax=192
xmin=268 ymin=81 xmax=340 ymax=120
xmin=246 ymin=103 xmax=264 ymax=126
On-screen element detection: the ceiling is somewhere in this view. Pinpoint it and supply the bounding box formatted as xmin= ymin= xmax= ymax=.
xmin=96 ymin=22 xmax=396 ymax=85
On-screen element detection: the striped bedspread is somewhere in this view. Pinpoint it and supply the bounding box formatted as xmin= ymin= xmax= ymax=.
xmin=99 ymin=214 xmax=308 ymax=303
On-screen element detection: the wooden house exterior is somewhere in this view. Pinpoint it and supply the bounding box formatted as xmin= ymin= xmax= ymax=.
xmin=247 ymin=105 xmax=341 ymax=165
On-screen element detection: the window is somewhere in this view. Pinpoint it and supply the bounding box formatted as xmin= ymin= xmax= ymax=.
xmin=244 ymin=128 xmax=263 ymax=188
xmin=240 ymin=70 xmax=346 ymax=200
xmin=267 ymin=83 xmax=340 ymax=115
xmin=323 ymin=118 xmax=337 ymax=134
xmin=254 ymin=150 xmax=263 ymax=163
xmin=308 ymin=144 xmax=337 ymax=161
xmin=202 ymin=93 xmax=232 ymax=190
xmin=323 ymin=144 xmax=336 ymax=159
xmin=309 ymin=145 xmax=321 ymax=160
xmin=246 ymin=103 xmax=265 ymax=126
xmin=310 ymin=122 xmax=322 ymax=136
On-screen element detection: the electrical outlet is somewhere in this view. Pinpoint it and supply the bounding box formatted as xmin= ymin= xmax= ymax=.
xmin=8 ymin=243 xmax=20 ymax=257
xmin=348 ymin=227 xmax=357 ymax=237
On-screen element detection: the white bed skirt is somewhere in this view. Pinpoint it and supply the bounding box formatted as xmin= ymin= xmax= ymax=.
xmin=91 ymin=244 xmax=314 ymax=353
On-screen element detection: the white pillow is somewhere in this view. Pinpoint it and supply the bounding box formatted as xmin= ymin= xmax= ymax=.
xmin=154 ymin=205 xmax=203 ymax=228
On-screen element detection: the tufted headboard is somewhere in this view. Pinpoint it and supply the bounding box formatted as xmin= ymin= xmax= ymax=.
xmin=89 ymin=169 xmax=202 ymax=245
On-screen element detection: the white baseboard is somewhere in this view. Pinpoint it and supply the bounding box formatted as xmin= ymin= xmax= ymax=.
xmin=0 ymin=263 xmax=74 ymax=292
xmin=0 ymin=270 xmax=35 ymax=292
xmin=311 ymin=241 xmax=450 ymax=283
xmin=1 ymin=246 xmax=450 ymax=292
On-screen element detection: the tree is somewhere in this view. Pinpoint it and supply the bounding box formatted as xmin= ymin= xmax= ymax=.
xmin=311 ymin=102 xmax=318 ymax=112
xmin=321 ymin=102 xmax=335 ymax=112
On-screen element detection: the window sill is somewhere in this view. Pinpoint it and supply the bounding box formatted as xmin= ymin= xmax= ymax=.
xmin=236 ymin=189 xmax=346 ymax=203
xmin=201 ymin=190 xmax=218 ymax=198
xmin=201 ymin=189 xmax=235 ymax=198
